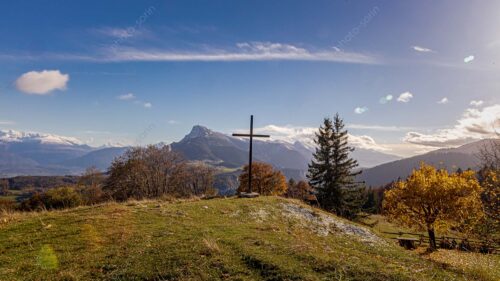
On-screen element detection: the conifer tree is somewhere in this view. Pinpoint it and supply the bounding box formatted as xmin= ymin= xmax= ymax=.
xmin=307 ymin=113 xmax=365 ymax=218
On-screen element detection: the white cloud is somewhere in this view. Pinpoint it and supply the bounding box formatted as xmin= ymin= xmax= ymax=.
xmin=96 ymin=27 xmax=137 ymax=38
xmin=102 ymin=42 xmax=379 ymax=64
xmin=249 ymin=125 xmax=316 ymax=147
xmin=248 ymin=124 xmax=391 ymax=153
xmin=397 ymin=91 xmax=413 ymax=103
xmin=348 ymin=134 xmax=390 ymax=151
xmin=354 ymin=106 xmax=368 ymax=114
xmin=15 ymin=70 xmax=69 ymax=95
xmin=167 ymin=120 xmax=179 ymax=125
xmin=464 ymin=55 xmax=475 ymax=63
xmin=412 ymin=46 xmax=434 ymax=53
xmin=0 ymin=120 xmax=15 ymax=125
xmin=347 ymin=124 xmax=417 ymax=132
xmin=379 ymin=94 xmax=393 ymax=104
xmin=80 ymin=130 xmax=111 ymax=135
xmin=437 ymin=97 xmax=449 ymax=104
xmin=376 ymin=143 xmax=438 ymax=158
xmin=248 ymin=124 xmax=431 ymax=156
xmin=470 ymin=100 xmax=484 ymax=107
xmin=119 ymin=93 xmax=151 ymax=109
xmin=117 ymin=93 xmax=135 ymax=100
xmin=404 ymin=104 xmax=500 ymax=147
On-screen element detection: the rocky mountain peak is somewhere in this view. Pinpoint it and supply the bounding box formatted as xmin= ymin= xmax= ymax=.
xmin=185 ymin=125 xmax=214 ymax=139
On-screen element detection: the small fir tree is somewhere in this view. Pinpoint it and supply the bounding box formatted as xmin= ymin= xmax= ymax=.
xmin=307 ymin=113 xmax=365 ymax=219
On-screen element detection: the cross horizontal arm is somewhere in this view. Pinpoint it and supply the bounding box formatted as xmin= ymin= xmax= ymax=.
xmin=232 ymin=133 xmax=270 ymax=138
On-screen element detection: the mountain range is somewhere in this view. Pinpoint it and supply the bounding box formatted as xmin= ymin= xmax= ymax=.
xmin=0 ymin=126 xmax=400 ymax=177
xmin=358 ymin=139 xmax=497 ymax=187
xmin=1 ymin=127 xmax=495 ymax=191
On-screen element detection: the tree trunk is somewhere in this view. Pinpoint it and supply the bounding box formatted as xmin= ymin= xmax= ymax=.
xmin=427 ymin=227 xmax=437 ymax=251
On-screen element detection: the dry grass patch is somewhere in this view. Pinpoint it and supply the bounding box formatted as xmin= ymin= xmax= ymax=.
xmin=201 ymin=237 xmax=221 ymax=256
xmin=423 ymin=249 xmax=500 ymax=281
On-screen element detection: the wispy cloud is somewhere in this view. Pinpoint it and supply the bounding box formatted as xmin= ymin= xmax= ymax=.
xmin=101 ymin=42 xmax=380 ymax=64
xmin=354 ymin=106 xmax=368 ymax=114
xmin=379 ymin=94 xmax=393 ymax=104
xmin=404 ymin=104 xmax=500 ymax=147
xmin=118 ymin=92 xmax=151 ymax=109
xmin=117 ymin=93 xmax=136 ymax=100
xmin=95 ymin=27 xmax=139 ymax=39
xmin=470 ymin=100 xmax=484 ymax=107
xmin=397 ymin=91 xmax=413 ymax=103
xmin=0 ymin=120 xmax=15 ymax=125
xmin=79 ymin=130 xmax=112 ymax=135
xmin=487 ymin=39 xmax=500 ymax=48
xmin=437 ymin=97 xmax=449 ymax=104
xmin=412 ymin=45 xmax=434 ymax=53
xmin=0 ymin=42 xmax=380 ymax=64
xmin=347 ymin=124 xmax=417 ymax=132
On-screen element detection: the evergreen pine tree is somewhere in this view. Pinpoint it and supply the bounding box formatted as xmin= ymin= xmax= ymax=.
xmin=363 ymin=187 xmax=376 ymax=213
xmin=307 ymin=113 xmax=366 ymax=219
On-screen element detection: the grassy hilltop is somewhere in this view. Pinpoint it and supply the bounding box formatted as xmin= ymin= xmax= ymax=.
xmin=1 ymin=197 xmax=498 ymax=281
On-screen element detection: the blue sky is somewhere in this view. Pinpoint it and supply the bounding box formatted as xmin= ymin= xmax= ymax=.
xmin=0 ymin=0 xmax=499 ymax=156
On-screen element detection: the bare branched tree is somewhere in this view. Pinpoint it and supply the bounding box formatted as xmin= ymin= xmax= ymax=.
xmin=104 ymin=145 xmax=216 ymax=200
xmin=478 ymin=139 xmax=500 ymax=171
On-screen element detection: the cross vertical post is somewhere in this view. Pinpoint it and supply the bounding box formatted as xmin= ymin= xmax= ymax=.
xmin=232 ymin=115 xmax=270 ymax=194
xmin=248 ymin=115 xmax=253 ymax=193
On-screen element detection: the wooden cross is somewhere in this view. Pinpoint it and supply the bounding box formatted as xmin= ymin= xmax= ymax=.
xmin=232 ymin=115 xmax=270 ymax=193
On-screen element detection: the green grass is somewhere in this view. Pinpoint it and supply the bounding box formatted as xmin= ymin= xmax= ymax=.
xmin=1 ymin=197 xmax=498 ymax=281
xmin=358 ymin=214 xmax=423 ymax=238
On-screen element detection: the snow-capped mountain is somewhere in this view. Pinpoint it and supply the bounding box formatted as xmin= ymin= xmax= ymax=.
xmin=0 ymin=130 xmax=93 ymax=176
xmin=0 ymin=126 xmax=403 ymax=178
xmin=0 ymin=129 xmax=84 ymax=146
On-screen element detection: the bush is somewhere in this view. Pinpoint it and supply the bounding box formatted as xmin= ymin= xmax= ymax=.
xmin=42 ymin=187 xmax=83 ymax=209
xmin=19 ymin=188 xmax=82 ymax=211
xmin=19 ymin=193 xmax=46 ymax=211
xmin=79 ymin=185 xmax=107 ymax=205
xmin=237 ymin=162 xmax=287 ymax=195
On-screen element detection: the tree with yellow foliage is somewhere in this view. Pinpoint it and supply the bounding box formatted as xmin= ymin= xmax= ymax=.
xmin=237 ymin=162 xmax=287 ymax=196
xmin=383 ymin=163 xmax=484 ymax=250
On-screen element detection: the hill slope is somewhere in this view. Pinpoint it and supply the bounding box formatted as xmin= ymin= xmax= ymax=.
xmin=0 ymin=197 xmax=491 ymax=281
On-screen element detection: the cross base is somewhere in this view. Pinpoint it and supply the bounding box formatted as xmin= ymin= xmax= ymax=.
xmin=238 ymin=192 xmax=260 ymax=198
